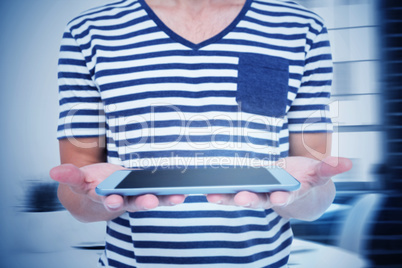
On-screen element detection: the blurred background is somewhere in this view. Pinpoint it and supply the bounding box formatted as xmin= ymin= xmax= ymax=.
xmin=0 ymin=0 xmax=400 ymax=267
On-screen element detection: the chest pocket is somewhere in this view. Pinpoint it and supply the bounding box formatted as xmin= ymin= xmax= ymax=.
xmin=236 ymin=54 xmax=289 ymax=117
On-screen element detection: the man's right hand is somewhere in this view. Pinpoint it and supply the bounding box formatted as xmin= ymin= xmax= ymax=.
xmin=50 ymin=163 xmax=186 ymax=221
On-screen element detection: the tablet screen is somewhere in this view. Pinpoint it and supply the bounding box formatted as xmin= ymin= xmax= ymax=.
xmin=115 ymin=167 xmax=281 ymax=189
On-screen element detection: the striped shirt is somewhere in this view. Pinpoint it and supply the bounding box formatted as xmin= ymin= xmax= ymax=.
xmin=57 ymin=0 xmax=333 ymax=267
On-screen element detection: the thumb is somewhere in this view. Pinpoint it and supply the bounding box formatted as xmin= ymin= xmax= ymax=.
xmin=317 ymin=157 xmax=353 ymax=180
xmin=49 ymin=164 xmax=87 ymax=192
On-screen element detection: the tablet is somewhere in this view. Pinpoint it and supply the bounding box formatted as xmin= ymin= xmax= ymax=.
xmin=95 ymin=166 xmax=300 ymax=196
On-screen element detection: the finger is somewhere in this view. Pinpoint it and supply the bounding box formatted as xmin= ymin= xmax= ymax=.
xmin=104 ymin=194 xmax=125 ymax=212
xmin=125 ymin=194 xmax=160 ymax=212
xmin=158 ymin=195 xmax=187 ymax=207
xmin=269 ymin=191 xmax=292 ymax=207
xmin=49 ymin=164 xmax=88 ymax=194
xmin=319 ymin=157 xmax=353 ymax=179
xmin=234 ymin=191 xmax=271 ymax=209
xmin=206 ymin=193 xmax=236 ymax=206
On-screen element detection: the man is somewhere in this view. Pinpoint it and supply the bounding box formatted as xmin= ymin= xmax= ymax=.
xmin=50 ymin=0 xmax=352 ymax=267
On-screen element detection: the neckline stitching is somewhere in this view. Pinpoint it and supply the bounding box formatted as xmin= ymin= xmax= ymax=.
xmin=138 ymin=0 xmax=252 ymax=51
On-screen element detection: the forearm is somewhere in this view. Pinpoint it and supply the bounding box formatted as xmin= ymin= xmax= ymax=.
xmin=273 ymin=179 xmax=336 ymax=221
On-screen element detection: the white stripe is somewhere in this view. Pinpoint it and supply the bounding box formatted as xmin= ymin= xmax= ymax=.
xmin=59 ymin=89 xmax=101 ymax=99
xmin=129 ymin=224 xmax=289 ymax=243
xmin=246 ymin=10 xmax=322 ymax=32
xmin=97 ymin=55 xmax=239 ymax=72
xmin=105 ymin=251 xmax=137 ymax=267
xmin=57 ymin=128 xmax=106 ymax=138
xmin=226 ymin=32 xmax=305 ymax=48
xmin=58 ymin=77 xmax=96 ymax=87
xmin=58 ymin=64 xmax=91 ymax=75
xmin=58 ymin=51 xmax=86 ymax=61
xmin=132 ymin=232 xmax=292 ymax=258
xmin=252 ymin=1 xmax=323 ymax=24
xmin=239 ymin=20 xmax=307 ymax=35
xmin=102 ymin=83 xmax=237 ymax=99
xmin=71 ymin=2 xmax=144 ymax=35
xmin=203 ymin=44 xmax=303 ymax=61
xmin=295 ymin=84 xmax=332 ymax=94
xmin=122 ymin=157 xmax=279 ymax=169
xmin=97 ymin=69 xmax=237 ymax=86
xmin=106 ymin=111 xmax=284 ymax=128
xmin=80 ymin=29 xmax=165 ymax=54
xmin=108 ymin=96 xmax=235 ymax=112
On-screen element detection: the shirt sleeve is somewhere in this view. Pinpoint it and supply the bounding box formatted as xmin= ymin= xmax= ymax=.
xmin=287 ymin=26 xmax=333 ymax=133
xmin=57 ymin=26 xmax=106 ymax=140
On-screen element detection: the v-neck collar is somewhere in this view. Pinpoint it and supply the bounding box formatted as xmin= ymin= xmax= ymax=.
xmin=139 ymin=0 xmax=252 ymax=50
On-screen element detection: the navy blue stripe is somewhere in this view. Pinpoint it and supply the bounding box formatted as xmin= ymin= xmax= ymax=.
xmin=96 ymin=63 xmax=237 ymax=79
xmin=131 ymin=215 xmax=282 ymax=234
xmin=96 ymin=50 xmax=227 ymax=64
xmin=58 ymin=122 xmax=104 ymax=131
xmin=133 ymin=222 xmax=290 ymax=249
xmin=310 ymin=40 xmax=331 ymax=50
xmin=288 ymin=117 xmax=331 ymax=124
xmin=58 ymin=58 xmax=87 ymax=67
xmin=60 ymin=45 xmax=81 ymax=53
xmin=104 ymin=90 xmax=235 ymax=104
xmin=58 ymin=134 xmax=104 ymax=140
xmin=280 ymin=151 xmax=289 ymax=158
xmin=249 ymin=6 xmax=322 ymax=26
xmin=84 ymin=27 xmax=159 ymax=46
xmin=244 ymin=16 xmax=312 ymax=32
xmin=75 ymin=14 xmax=150 ymax=44
xmin=296 ymin=92 xmax=331 ymax=99
xmin=86 ymin=38 xmax=175 ymax=64
xmin=58 ymin=72 xmax=92 ymax=80
xmin=95 ymin=48 xmax=305 ymax=66
xmin=301 ymin=80 xmax=332 ymax=87
xmin=90 ymin=36 xmax=172 ymax=53
xmin=116 ymin=134 xmax=278 ymax=148
xmin=305 ymin=54 xmax=332 ymax=65
xmin=59 ymin=85 xmax=98 ymax=92
xmin=106 ymin=242 xmax=135 ymax=259
xmin=289 ymin=104 xmax=329 ymax=111
xmin=303 ymin=67 xmax=333 ymax=77
xmin=289 ymin=73 xmax=303 ymax=81
xmin=111 ymin=119 xmax=280 ymax=134
xmin=107 ymin=226 xmax=133 ymax=243
xmin=131 ymin=209 xmax=274 ymax=219
xmin=111 ymin=216 xmax=130 ymax=227
xmin=135 ymin=236 xmax=292 ymax=265
xmin=59 ymin=109 xmax=104 ymax=118
xmin=107 ymin=259 xmax=136 ymax=268
xmin=108 ymin=104 xmax=239 ymax=117
xmin=107 ymin=150 xmax=120 ymax=159
xmin=62 ymin=31 xmax=73 ymax=39
xmin=219 ymin=39 xmax=305 ymax=53
xmin=138 ymin=0 xmax=252 ymax=50
xmin=70 ymin=2 xmax=142 ymax=32
xmin=183 ymin=195 xmax=208 ymax=203
xmin=59 ymin=96 xmax=101 ymax=105
xmin=265 ymin=254 xmax=291 ymax=268
xmin=279 ymin=136 xmax=289 ymax=145
xmin=233 ymin=27 xmax=306 ymax=41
